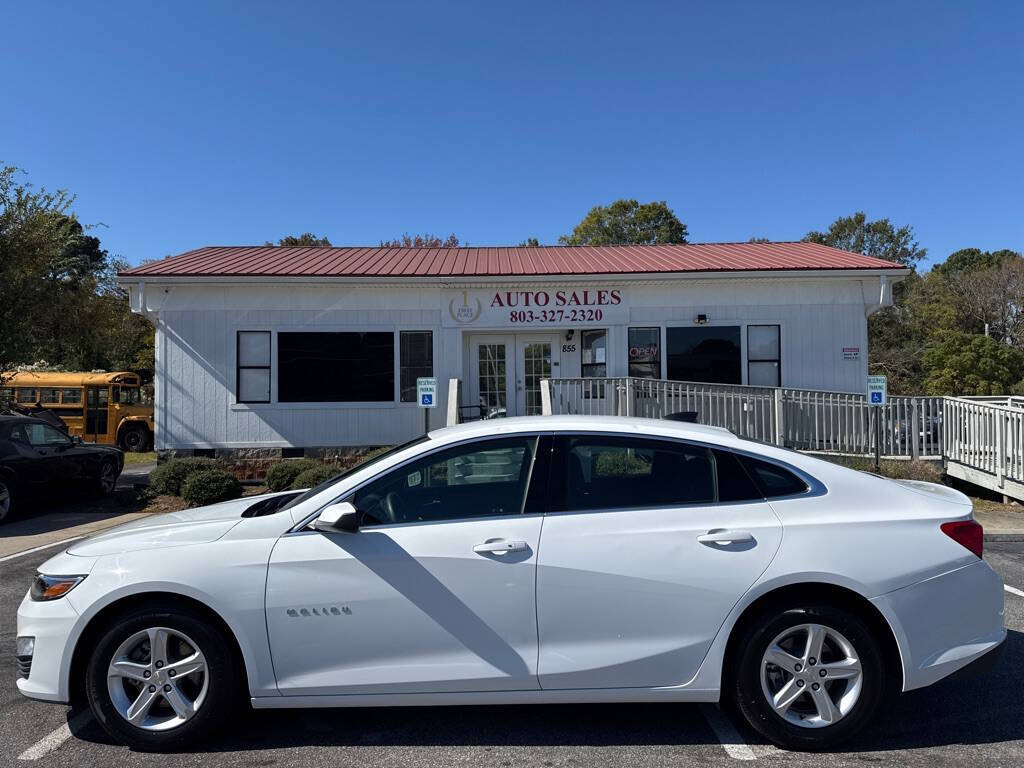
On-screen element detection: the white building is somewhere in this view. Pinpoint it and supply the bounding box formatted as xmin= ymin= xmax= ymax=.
xmin=120 ymin=242 xmax=907 ymax=455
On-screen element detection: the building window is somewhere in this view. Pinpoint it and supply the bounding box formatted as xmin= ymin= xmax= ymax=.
xmin=628 ymin=327 xmax=661 ymax=378
xmin=278 ymin=331 xmax=394 ymax=402
xmin=237 ymin=331 xmax=271 ymax=404
xmin=399 ymin=331 xmax=433 ymax=403
xmin=581 ymin=330 xmax=607 ymax=378
xmin=747 ymin=325 xmax=781 ymax=387
xmin=666 ymin=326 xmax=741 ymax=384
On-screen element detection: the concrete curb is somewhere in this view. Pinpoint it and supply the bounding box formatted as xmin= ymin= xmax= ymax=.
xmin=984 ymin=533 xmax=1024 ymax=542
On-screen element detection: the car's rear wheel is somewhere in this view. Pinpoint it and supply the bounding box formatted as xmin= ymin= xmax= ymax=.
xmin=0 ymin=475 xmax=16 ymax=523
xmin=85 ymin=606 xmax=241 ymax=751
xmin=97 ymin=459 xmax=117 ymax=496
xmin=730 ymin=604 xmax=885 ymax=751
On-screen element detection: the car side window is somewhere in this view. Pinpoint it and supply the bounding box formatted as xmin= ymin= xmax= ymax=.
xmin=8 ymin=425 xmax=28 ymax=443
xmin=713 ymin=449 xmax=763 ymax=502
xmin=740 ymin=455 xmax=809 ymax=498
xmin=352 ymin=436 xmax=538 ymax=526
xmin=558 ymin=436 xmax=717 ymax=511
xmin=24 ymin=423 xmax=70 ymax=447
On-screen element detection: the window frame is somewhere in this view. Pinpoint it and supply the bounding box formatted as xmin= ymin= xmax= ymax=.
xmin=291 ymin=433 xmax=554 ymax=532
xmin=399 ymin=330 xmax=434 ymax=404
xmin=747 ymin=324 xmax=781 ymax=387
xmin=627 ymin=326 xmax=662 ymax=379
xmin=665 ymin=324 xmax=743 ymax=385
xmin=236 ymin=330 xmax=272 ymax=404
xmin=546 ymin=432 xmax=824 ymax=514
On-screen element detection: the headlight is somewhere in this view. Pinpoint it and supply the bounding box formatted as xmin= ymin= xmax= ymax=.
xmin=30 ymin=574 xmax=87 ymax=601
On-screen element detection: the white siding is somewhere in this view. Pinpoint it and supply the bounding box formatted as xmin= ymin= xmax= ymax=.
xmin=141 ymin=277 xmax=881 ymax=450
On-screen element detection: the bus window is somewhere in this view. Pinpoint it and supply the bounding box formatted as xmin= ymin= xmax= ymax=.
xmin=117 ymin=386 xmax=140 ymax=405
xmin=16 ymin=388 xmax=37 ymax=404
xmin=62 ymin=388 xmax=82 ymax=404
xmin=40 ymin=388 xmax=60 ymax=404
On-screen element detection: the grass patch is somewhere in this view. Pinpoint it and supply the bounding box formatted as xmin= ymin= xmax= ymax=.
xmin=123 ymin=451 xmax=156 ymax=465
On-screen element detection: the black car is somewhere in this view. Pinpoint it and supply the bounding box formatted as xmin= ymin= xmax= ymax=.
xmin=0 ymin=415 xmax=124 ymax=523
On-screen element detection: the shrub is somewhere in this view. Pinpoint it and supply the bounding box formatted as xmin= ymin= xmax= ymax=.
xmin=821 ymin=455 xmax=944 ymax=483
xmin=265 ymin=459 xmax=326 ymax=491
xmin=595 ymin=451 xmax=651 ymax=477
xmin=291 ymin=465 xmax=339 ymax=490
xmin=150 ymin=457 xmax=218 ymax=496
xmin=180 ymin=467 xmax=243 ymax=507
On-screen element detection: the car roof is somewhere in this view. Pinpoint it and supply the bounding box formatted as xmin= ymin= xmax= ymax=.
xmin=428 ymin=415 xmax=739 ymax=445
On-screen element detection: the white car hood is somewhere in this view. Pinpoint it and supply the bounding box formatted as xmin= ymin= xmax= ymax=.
xmin=66 ymin=494 xmax=276 ymax=557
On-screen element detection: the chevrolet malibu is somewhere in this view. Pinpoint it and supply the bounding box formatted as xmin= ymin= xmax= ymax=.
xmin=16 ymin=416 xmax=1005 ymax=751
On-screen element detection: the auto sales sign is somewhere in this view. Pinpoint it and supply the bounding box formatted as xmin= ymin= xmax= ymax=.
xmin=442 ymin=287 xmax=629 ymax=328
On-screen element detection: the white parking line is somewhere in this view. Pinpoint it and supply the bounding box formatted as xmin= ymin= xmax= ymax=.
xmin=1006 ymin=584 xmax=1024 ymax=599
xmin=0 ymin=537 xmax=84 ymax=564
xmin=701 ymin=704 xmax=756 ymax=760
xmin=17 ymin=711 xmax=91 ymax=761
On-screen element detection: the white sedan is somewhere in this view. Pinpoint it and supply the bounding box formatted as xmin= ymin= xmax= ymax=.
xmin=16 ymin=416 xmax=1005 ymax=751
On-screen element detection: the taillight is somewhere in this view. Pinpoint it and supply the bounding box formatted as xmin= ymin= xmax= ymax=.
xmin=941 ymin=520 xmax=984 ymax=559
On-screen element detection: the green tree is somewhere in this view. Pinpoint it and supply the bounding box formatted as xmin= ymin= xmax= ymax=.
xmin=266 ymin=233 xmax=332 ymax=246
xmin=519 ymin=237 xmax=540 ymax=247
xmin=804 ymin=211 xmax=925 ymax=266
xmin=380 ymin=233 xmax=463 ymax=248
xmin=0 ymin=164 xmax=154 ymax=383
xmin=933 ymin=247 xmax=1016 ymax=281
xmin=922 ymin=332 xmax=1024 ymax=396
xmin=559 ymin=200 xmax=688 ymax=246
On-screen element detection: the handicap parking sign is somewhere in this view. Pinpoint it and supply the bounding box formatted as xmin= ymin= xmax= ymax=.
xmin=420 ymin=393 xmax=433 ymax=406
xmin=416 ymin=377 xmax=438 ymax=408
xmin=866 ymin=375 xmax=887 ymax=406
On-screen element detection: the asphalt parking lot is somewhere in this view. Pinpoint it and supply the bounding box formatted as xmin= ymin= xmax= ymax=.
xmin=1 ymin=532 xmax=1022 ymax=768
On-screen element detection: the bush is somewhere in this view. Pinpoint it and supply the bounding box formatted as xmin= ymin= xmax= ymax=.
xmin=150 ymin=457 xmax=218 ymax=496
xmin=180 ymin=467 xmax=243 ymax=507
xmin=821 ymin=455 xmax=944 ymax=483
xmin=291 ymin=465 xmax=339 ymax=490
xmin=265 ymin=459 xmax=326 ymax=491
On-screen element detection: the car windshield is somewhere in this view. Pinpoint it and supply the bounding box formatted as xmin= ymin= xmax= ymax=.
xmin=280 ymin=436 xmax=430 ymax=511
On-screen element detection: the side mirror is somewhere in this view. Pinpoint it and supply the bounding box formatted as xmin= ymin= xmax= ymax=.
xmin=314 ymin=502 xmax=361 ymax=533
xmin=71 ymin=435 xmax=83 ymax=445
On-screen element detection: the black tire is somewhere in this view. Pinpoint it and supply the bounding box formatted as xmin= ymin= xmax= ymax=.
xmin=730 ymin=603 xmax=886 ymax=751
xmin=0 ymin=474 xmax=16 ymax=523
xmin=96 ymin=458 xmax=118 ymax=496
xmin=118 ymin=425 xmax=150 ymax=452
xmin=85 ymin=604 xmax=242 ymax=751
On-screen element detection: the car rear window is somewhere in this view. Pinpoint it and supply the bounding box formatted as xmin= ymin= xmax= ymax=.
xmin=740 ymin=456 xmax=809 ymax=498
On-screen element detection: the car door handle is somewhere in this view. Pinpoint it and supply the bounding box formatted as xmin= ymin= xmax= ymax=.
xmin=697 ymin=529 xmax=755 ymax=545
xmin=473 ymin=539 xmax=528 ymax=555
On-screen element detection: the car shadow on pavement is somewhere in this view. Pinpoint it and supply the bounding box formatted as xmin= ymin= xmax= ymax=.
xmin=65 ymin=631 xmax=1024 ymax=754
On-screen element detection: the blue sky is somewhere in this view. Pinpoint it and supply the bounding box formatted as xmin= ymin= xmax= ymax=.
xmin=3 ymin=1 xmax=1021 ymax=268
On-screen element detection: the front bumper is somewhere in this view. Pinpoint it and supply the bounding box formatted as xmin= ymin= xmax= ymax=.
xmin=15 ymin=590 xmax=81 ymax=703
xmin=873 ymin=559 xmax=1006 ymax=691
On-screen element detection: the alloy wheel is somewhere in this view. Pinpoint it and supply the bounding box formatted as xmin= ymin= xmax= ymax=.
xmin=0 ymin=480 xmax=10 ymax=520
xmin=760 ymin=622 xmax=863 ymax=728
xmin=100 ymin=462 xmax=116 ymax=494
xmin=106 ymin=627 xmax=209 ymax=731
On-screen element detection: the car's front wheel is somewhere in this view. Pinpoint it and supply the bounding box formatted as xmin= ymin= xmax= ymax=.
xmin=96 ymin=459 xmax=118 ymax=496
xmin=85 ymin=605 xmax=241 ymax=751
xmin=0 ymin=475 xmax=16 ymax=523
xmin=730 ymin=603 xmax=886 ymax=751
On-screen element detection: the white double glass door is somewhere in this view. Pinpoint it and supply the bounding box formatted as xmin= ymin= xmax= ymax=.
xmin=469 ymin=334 xmax=560 ymax=418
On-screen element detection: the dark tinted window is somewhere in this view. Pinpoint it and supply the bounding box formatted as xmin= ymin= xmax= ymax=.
xmin=353 ymin=436 xmax=538 ymax=525
xmin=278 ymin=332 xmax=394 ymax=402
xmin=399 ymin=331 xmax=433 ymax=403
xmin=713 ymin=449 xmax=763 ymax=502
xmin=558 ymin=436 xmax=716 ymax=511
xmin=741 ymin=456 xmax=808 ymax=498
xmin=666 ymin=326 xmax=741 ymax=384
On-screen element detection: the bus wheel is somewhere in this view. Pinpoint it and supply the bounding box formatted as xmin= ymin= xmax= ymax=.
xmin=119 ymin=425 xmax=150 ymax=452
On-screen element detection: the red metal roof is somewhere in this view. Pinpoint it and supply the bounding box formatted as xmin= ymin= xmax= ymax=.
xmin=120 ymin=242 xmax=907 ymax=279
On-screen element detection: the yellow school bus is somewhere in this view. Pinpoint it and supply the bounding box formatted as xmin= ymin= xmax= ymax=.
xmin=0 ymin=371 xmax=154 ymax=451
